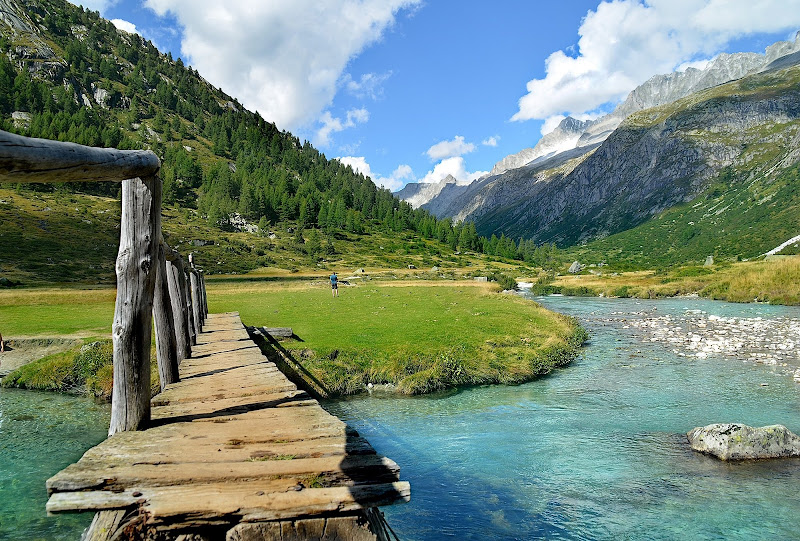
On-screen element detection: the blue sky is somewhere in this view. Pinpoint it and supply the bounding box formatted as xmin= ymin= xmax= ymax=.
xmin=76 ymin=1 xmax=800 ymax=191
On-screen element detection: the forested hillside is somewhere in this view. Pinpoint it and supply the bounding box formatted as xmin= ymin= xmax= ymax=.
xmin=0 ymin=0 xmax=562 ymax=282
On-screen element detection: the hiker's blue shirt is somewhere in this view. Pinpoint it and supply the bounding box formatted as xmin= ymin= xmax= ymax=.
xmin=330 ymin=274 xmax=337 ymax=285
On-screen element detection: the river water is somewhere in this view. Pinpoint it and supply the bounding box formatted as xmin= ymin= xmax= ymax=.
xmin=326 ymin=296 xmax=800 ymax=540
xmin=0 ymin=389 xmax=109 ymax=540
xmin=3 ymin=296 xmax=800 ymax=539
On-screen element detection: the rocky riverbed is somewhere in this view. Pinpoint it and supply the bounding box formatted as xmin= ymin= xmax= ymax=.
xmin=597 ymin=306 xmax=800 ymax=382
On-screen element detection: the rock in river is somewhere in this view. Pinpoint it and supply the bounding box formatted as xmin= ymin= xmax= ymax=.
xmin=687 ymin=423 xmax=800 ymax=460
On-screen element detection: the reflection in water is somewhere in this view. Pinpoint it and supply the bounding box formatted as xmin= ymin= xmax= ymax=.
xmin=0 ymin=388 xmax=109 ymax=540
xmin=325 ymin=297 xmax=800 ymax=540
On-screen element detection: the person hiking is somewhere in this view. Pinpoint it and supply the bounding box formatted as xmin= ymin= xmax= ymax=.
xmin=330 ymin=272 xmax=339 ymax=298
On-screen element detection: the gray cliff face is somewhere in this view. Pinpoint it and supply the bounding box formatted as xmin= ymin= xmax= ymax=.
xmin=0 ymin=0 xmax=65 ymax=79
xmin=395 ymin=174 xmax=458 ymax=209
xmin=489 ymin=116 xmax=589 ymax=176
xmin=472 ymin=78 xmax=800 ymax=244
xmin=420 ymin=181 xmax=472 ymax=217
xmin=451 ymin=144 xmax=600 ymax=224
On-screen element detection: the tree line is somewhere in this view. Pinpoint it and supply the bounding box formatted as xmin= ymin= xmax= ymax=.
xmin=2 ymin=0 xmax=563 ymax=268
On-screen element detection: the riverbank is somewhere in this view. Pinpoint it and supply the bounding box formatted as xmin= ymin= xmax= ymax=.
xmin=534 ymin=255 xmax=800 ymax=305
xmin=328 ymin=295 xmax=800 ymax=540
xmin=0 ymin=280 xmax=587 ymax=397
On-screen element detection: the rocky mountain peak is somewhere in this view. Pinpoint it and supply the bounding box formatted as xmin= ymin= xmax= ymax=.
xmin=485 ymin=32 xmax=800 ymax=182
xmin=442 ymin=174 xmax=458 ymax=185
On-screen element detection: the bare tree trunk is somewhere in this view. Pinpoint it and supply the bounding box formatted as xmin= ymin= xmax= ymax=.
xmin=166 ymin=259 xmax=191 ymax=362
xmin=109 ymin=175 xmax=160 ymax=436
xmin=0 ymin=130 xmax=159 ymax=183
xmin=153 ymin=243 xmax=179 ymax=390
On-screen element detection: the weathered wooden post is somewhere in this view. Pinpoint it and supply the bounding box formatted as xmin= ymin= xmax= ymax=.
xmin=109 ymin=174 xmax=161 ymax=435
xmin=201 ymin=274 xmax=209 ymax=317
xmin=153 ymin=242 xmax=180 ymax=390
xmin=177 ymin=259 xmax=194 ymax=354
xmin=184 ymin=267 xmax=197 ymax=345
xmin=0 ymin=131 xmax=161 ymax=436
xmin=165 ymin=256 xmax=191 ymax=361
xmin=190 ymin=270 xmax=202 ymax=335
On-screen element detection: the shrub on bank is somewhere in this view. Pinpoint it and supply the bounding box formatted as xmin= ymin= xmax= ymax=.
xmin=2 ymin=340 xmax=113 ymax=396
xmin=1 ymin=340 xmax=160 ymax=399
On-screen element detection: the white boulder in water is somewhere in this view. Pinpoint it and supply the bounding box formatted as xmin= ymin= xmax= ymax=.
xmin=687 ymin=423 xmax=800 ymax=460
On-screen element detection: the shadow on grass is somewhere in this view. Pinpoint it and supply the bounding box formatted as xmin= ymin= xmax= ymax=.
xmin=247 ymin=326 xmax=331 ymax=400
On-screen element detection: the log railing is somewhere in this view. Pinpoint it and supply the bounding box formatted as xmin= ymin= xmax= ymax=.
xmin=0 ymin=130 xmax=208 ymax=435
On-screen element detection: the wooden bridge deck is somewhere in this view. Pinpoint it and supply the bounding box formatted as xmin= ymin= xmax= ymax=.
xmin=46 ymin=312 xmax=409 ymax=532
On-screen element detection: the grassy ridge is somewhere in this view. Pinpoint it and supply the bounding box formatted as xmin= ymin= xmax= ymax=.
xmin=539 ymin=256 xmax=800 ymax=305
xmin=566 ymin=163 xmax=800 ymax=269
xmin=210 ymin=280 xmax=587 ymax=395
xmin=0 ymin=187 xmax=536 ymax=285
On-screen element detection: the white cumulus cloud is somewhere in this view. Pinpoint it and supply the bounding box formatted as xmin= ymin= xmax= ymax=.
xmin=342 ymin=71 xmax=393 ymax=100
xmin=338 ymin=157 xmax=414 ymax=192
xmin=426 ymin=135 xmax=476 ymax=161
xmin=512 ymin=0 xmax=800 ymax=122
xmin=111 ymin=19 xmax=138 ymax=35
xmin=144 ymin=0 xmax=421 ymax=132
xmin=315 ymin=108 xmax=370 ymax=147
xmin=420 ymin=156 xmax=487 ymax=185
xmin=481 ymin=135 xmax=500 ymax=147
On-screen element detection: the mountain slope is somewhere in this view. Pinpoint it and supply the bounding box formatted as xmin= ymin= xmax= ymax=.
xmin=417 ymin=33 xmax=800 ymax=227
xmin=473 ymin=62 xmax=800 ymax=264
xmin=0 ymin=0 xmax=513 ymax=281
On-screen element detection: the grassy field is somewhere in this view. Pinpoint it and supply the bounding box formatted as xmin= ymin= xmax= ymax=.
xmin=208 ymin=279 xmax=587 ymax=395
xmin=0 ymin=279 xmax=587 ymax=397
xmin=0 ymin=287 xmax=115 ymax=337
xmin=537 ymin=255 xmax=800 ymax=305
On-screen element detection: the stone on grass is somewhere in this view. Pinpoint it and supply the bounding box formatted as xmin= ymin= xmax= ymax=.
xmin=687 ymin=423 xmax=800 ymax=460
xmin=568 ymin=261 xmax=583 ymax=274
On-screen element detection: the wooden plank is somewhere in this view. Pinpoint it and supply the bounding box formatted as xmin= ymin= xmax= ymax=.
xmin=48 ymin=455 xmax=400 ymax=493
xmin=151 ymin=381 xmax=299 ymax=406
xmin=0 ymin=129 xmax=160 ymax=183
xmin=151 ymin=389 xmax=312 ymax=420
xmin=77 ymin=434 xmax=378 ymax=465
xmin=259 ymin=327 xmax=294 ymax=338
xmin=46 ymin=311 xmax=409 ymax=531
xmin=47 ymin=481 xmax=411 ymax=526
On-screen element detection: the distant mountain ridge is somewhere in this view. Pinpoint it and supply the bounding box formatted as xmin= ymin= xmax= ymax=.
xmin=400 ymin=32 xmax=800 ymax=220
xmin=399 ymin=32 xmax=800 ymax=265
xmin=468 ymin=58 xmax=800 ymax=263
xmin=493 ymin=31 xmax=800 ymax=179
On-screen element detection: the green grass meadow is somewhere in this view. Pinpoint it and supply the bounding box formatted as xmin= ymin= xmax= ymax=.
xmin=0 ymin=288 xmax=115 ymax=337
xmin=209 ymin=280 xmax=587 ymax=395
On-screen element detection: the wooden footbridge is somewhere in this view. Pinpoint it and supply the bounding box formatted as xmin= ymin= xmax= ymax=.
xmin=0 ymin=131 xmax=409 ymax=540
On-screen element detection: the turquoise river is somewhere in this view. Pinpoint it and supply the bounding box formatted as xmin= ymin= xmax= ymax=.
xmin=2 ymin=296 xmax=800 ymax=539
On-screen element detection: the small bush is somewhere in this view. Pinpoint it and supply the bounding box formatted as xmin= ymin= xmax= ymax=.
xmin=2 ymin=339 xmax=114 ymax=398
